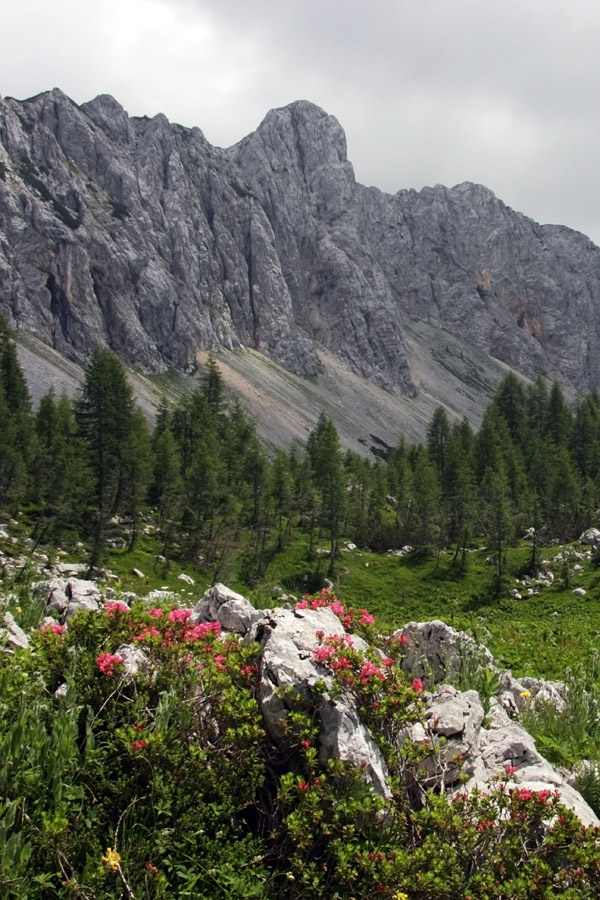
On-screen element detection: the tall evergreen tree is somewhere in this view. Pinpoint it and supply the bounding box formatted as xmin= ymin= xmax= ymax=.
xmin=409 ymin=446 xmax=441 ymax=553
xmin=426 ymin=406 xmax=451 ymax=480
xmin=0 ymin=318 xmax=35 ymax=506
xmin=202 ymin=352 xmax=226 ymax=414
xmin=76 ymin=348 xmax=140 ymax=570
xmin=152 ymin=426 xmax=183 ymax=560
xmin=491 ymin=372 xmax=528 ymax=446
xmin=122 ymin=408 xmax=153 ymax=551
xmin=481 ymin=463 xmax=512 ymax=589
xmin=308 ymin=414 xmax=346 ymax=574
xmin=32 ymin=391 xmax=89 ymax=542
xmin=270 ymin=449 xmax=294 ymax=551
xmin=545 ymin=381 xmax=573 ymax=447
xmin=547 ymin=446 xmax=581 ymax=541
xmin=442 ymin=438 xmax=476 ymax=568
xmin=526 ymin=376 xmax=550 ymax=438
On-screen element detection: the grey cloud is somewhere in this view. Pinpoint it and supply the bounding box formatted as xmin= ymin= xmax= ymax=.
xmin=2 ymin=0 xmax=600 ymax=242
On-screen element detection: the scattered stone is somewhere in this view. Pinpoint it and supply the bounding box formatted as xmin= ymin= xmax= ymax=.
xmin=396 ymin=620 xmax=494 ymax=682
xmin=1 ymin=612 xmax=30 ymax=651
xmin=579 ymin=528 xmax=600 ymax=545
xmin=178 ymin=573 xmax=195 ymax=585
xmin=55 ymin=562 xmax=88 ymax=574
xmin=192 ymin=583 xmax=264 ymax=635
xmin=144 ymin=590 xmax=176 ymax=603
xmin=116 ymin=644 xmax=151 ymax=677
xmin=132 ymin=568 xmax=145 ymax=578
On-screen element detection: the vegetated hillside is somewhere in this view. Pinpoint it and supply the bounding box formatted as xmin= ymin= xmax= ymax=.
xmin=1 ymin=88 xmax=599 ymax=447
xmin=3 ymin=568 xmax=600 ymax=899
xmin=4 ymin=319 xmax=600 ymax=898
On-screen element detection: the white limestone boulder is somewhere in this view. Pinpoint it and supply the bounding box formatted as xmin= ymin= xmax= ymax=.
xmin=191 ymin=583 xmax=265 ymax=635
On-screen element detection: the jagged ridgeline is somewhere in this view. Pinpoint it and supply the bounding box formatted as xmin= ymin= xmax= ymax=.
xmin=2 ymin=88 xmax=600 ymax=409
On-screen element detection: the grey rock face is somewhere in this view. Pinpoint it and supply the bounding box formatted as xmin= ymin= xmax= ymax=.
xmin=0 ymin=89 xmax=315 ymax=378
xmin=465 ymin=703 xmax=598 ymax=828
xmin=250 ymin=605 xmax=390 ymax=797
xmin=115 ymin=643 xmax=151 ymax=678
xmin=395 ymin=619 xmax=494 ymax=681
xmin=34 ymin=575 xmax=101 ymax=618
xmin=191 ymin=583 xmax=264 ymax=635
xmin=3 ymin=90 xmax=600 ymax=397
xmin=1 ymin=611 xmax=30 ymax=651
xmin=580 ymin=528 xmax=600 ymax=545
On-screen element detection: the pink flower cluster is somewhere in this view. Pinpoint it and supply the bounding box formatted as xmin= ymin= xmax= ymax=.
xmin=133 ymin=626 xmax=162 ymax=643
xmin=182 ymin=621 xmax=221 ymax=642
xmin=40 ymin=623 xmax=66 ymax=635
xmin=386 ymin=632 xmax=409 ymax=647
xmin=167 ymin=608 xmax=192 ymax=623
xmin=96 ymin=652 xmax=124 ymax=677
xmin=312 ymin=633 xmax=353 ymax=665
xmin=296 ymin=591 xmax=380 ymax=635
xmin=240 ymin=664 xmax=258 ymax=676
xmin=296 ymin=593 xmax=333 ymax=612
xmin=516 ymin=788 xmax=553 ymax=803
xmin=359 ymin=660 xmax=385 ymax=685
xmin=105 ymin=601 xmax=129 ymax=617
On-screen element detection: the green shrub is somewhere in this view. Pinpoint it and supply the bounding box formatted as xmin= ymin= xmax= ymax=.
xmin=0 ymin=593 xmax=599 ymax=898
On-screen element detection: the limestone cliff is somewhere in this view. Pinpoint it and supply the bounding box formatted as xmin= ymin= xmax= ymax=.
xmin=1 ymin=88 xmax=600 ymax=400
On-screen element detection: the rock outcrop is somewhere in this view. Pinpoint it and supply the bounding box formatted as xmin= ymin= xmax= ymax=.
xmin=195 ymin=585 xmax=598 ymax=826
xmin=3 ymin=569 xmax=598 ymax=826
xmin=3 ymin=89 xmax=600 ymax=400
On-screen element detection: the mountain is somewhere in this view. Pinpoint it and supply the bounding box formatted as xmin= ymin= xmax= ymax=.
xmin=1 ymin=88 xmax=600 ymax=448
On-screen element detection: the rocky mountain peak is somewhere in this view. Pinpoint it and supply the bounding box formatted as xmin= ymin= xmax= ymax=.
xmin=253 ymin=99 xmax=349 ymax=168
xmin=2 ymin=88 xmax=600 ymax=425
xmin=80 ymin=93 xmax=134 ymax=144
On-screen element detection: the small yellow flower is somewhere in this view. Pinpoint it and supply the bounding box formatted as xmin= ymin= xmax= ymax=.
xmin=393 ymin=893 xmax=409 ymax=900
xmin=520 ymin=690 xmax=532 ymax=698
xmin=102 ymin=847 xmax=121 ymax=871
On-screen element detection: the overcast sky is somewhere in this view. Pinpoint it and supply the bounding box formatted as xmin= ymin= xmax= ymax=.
xmin=3 ymin=0 xmax=600 ymax=243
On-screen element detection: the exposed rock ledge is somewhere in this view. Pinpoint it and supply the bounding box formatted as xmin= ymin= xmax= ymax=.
xmin=192 ymin=585 xmax=598 ymax=826
xmin=6 ymin=579 xmax=597 ymax=828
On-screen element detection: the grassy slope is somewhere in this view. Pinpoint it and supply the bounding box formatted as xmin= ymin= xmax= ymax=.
xmin=4 ymin=504 xmax=598 ymax=684
xmin=253 ymin=534 xmax=600 ymax=682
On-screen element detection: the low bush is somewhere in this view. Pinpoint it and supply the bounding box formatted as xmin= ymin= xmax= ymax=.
xmin=0 ymin=593 xmax=599 ymax=898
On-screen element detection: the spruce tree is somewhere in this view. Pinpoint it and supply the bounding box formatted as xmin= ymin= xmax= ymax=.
xmin=0 ymin=317 xmax=35 ymax=507
xmin=307 ymin=414 xmax=346 ymax=574
xmin=32 ymin=391 xmax=89 ymax=542
xmin=76 ymin=347 xmax=139 ymax=570
xmin=426 ymin=406 xmax=451 ymax=479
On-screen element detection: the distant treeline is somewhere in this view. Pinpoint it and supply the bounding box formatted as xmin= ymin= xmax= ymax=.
xmin=0 ymin=316 xmax=598 ymax=581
